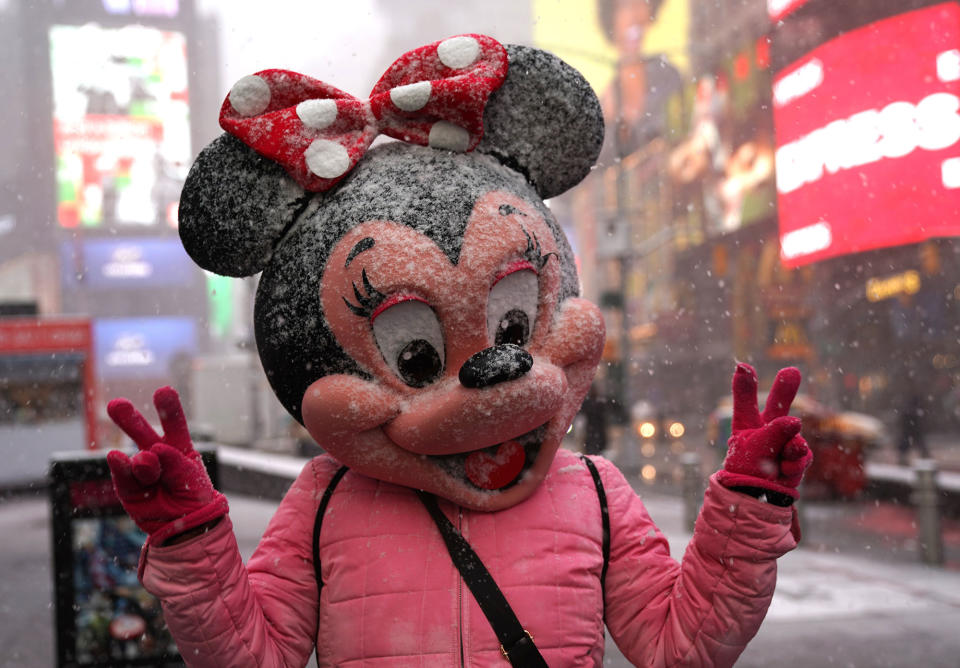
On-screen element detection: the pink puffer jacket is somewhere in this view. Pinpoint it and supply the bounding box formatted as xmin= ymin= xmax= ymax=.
xmin=141 ymin=449 xmax=798 ymax=667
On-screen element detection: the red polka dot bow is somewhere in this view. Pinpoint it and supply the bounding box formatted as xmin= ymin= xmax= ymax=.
xmin=219 ymin=34 xmax=508 ymax=192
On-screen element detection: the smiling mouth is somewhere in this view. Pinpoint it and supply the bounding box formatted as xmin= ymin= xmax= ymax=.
xmin=428 ymin=423 xmax=549 ymax=492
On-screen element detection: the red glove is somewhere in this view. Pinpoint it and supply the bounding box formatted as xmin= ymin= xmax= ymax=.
xmin=106 ymin=386 xmax=228 ymax=547
xmin=716 ymin=363 xmax=813 ymax=500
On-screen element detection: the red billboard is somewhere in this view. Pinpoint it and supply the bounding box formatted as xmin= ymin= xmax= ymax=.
xmin=0 ymin=318 xmax=97 ymax=449
xmin=773 ymin=3 xmax=960 ymax=267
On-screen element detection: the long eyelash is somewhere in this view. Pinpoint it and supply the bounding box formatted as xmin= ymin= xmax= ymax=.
xmin=499 ymin=204 xmax=527 ymax=217
xmin=343 ymin=268 xmax=387 ymax=318
xmin=522 ymin=227 xmax=556 ymax=271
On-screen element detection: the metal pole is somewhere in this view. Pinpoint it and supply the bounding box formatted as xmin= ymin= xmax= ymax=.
xmin=682 ymin=451 xmax=703 ymax=533
xmin=612 ymin=57 xmax=639 ymax=478
xmin=912 ymin=458 xmax=944 ymax=566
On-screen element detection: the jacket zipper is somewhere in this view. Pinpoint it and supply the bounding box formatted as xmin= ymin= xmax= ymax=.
xmin=457 ymin=506 xmax=465 ymax=668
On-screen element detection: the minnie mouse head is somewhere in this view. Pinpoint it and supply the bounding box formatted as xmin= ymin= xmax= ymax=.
xmin=179 ymin=35 xmax=606 ymax=511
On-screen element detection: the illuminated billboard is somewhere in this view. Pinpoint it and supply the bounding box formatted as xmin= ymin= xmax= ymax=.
xmin=773 ymin=3 xmax=960 ymax=267
xmin=667 ymin=37 xmax=776 ymax=237
xmin=49 ymin=23 xmax=190 ymax=228
xmin=94 ymin=317 xmax=196 ymax=380
xmin=60 ymin=238 xmax=196 ymax=289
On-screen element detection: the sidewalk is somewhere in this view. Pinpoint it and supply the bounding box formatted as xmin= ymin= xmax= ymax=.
xmin=598 ymin=423 xmax=960 ymax=517
xmin=610 ymin=487 xmax=960 ymax=667
xmin=868 ymin=432 xmax=960 ymax=472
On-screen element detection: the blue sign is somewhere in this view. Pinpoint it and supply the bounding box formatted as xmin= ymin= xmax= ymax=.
xmin=94 ymin=317 xmax=196 ymax=379
xmin=61 ymin=238 xmax=196 ymax=290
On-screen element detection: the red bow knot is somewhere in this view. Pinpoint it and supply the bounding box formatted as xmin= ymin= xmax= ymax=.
xmin=219 ymin=34 xmax=509 ymax=192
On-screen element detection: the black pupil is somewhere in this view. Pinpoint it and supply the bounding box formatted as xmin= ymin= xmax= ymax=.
xmin=495 ymin=309 xmax=530 ymax=346
xmin=397 ymin=339 xmax=442 ymax=387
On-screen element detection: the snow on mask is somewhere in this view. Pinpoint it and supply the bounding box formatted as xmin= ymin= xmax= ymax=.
xmin=178 ymin=35 xmax=607 ymax=511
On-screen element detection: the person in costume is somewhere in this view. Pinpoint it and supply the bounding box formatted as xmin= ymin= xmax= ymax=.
xmin=105 ymin=35 xmax=812 ymax=667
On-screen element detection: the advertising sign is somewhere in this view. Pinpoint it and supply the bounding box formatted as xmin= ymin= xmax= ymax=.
xmin=61 ymin=238 xmax=196 ymax=289
xmin=0 ymin=318 xmax=98 ymax=450
xmin=50 ymin=449 xmax=218 ymax=667
xmin=773 ymin=3 xmax=960 ymax=266
xmin=667 ymin=37 xmax=776 ymax=236
xmin=94 ymin=317 xmax=196 ymax=380
xmin=49 ymin=23 xmax=190 ymax=228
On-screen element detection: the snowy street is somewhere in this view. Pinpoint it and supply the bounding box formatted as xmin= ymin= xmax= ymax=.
xmin=604 ymin=491 xmax=960 ymax=667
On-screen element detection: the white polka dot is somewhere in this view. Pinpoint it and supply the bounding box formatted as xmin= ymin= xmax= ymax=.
xmin=437 ymin=36 xmax=480 ymax=70
xmin=297 ymin=99 xmax=339 ymax=129
xmin=229 ymin=75 xmax=271 ymax=116
xmin=304 ymin=139 xmax=350 ymax=179
xmin=428 ymin=121 xmax=471 ymax=152
xmin=389 ymin=81 xmax=432 ymax=112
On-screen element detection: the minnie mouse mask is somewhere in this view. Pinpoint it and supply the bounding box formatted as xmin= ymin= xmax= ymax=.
xmin=179 ymin=35 xmax=606 ymax=511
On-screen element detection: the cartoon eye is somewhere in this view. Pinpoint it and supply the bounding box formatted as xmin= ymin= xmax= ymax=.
xmin=487 ymin=269 xmax=539 ymax=347
xmin=372 ymin=299 xmax=445 ymax=388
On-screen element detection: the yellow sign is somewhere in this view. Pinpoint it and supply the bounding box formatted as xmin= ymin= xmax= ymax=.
xmin=531 ymin=0 xmax=690 ymax=95
xmin=531 ymin=0 xmax=619 ymax=94
xmin=865 ymin=270 xmax=921 ymax=302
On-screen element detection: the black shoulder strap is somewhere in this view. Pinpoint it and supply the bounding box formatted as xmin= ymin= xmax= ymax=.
xmin=580 ymin=454 xmax=610 ymax=589
xmin=313 ymin=466 xmax=350 ymax=588
xmin=311 ymin=461 xmax=608 ymax=665
xmin=312 ymin=463 xmax=349 ymax=668
xmin=416 ymin=490 xmax=549 ymax=668
xmin=312 ymin=464 xmax=349 ymax=591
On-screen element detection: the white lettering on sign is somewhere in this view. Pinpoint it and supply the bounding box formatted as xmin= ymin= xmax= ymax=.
xmin=942 ymin=157 xmax=960 ymax=188
xmin=776 ymin=92 xmax=960 ymax=194
xmin=102 ymin=245 xmax=153 ymax=279
xmin=773 ymin=59 xmax=823 ymax=108
xmin=781 ymin=221 xmax=832 ymax=259
xmin=938 ymin=49 xmax=960 ymax=82
xmin=103 ymin=261 xmax=152 ymax=278
xmin=106 ymin=349 xmax=155 ymax=366
xmin=767 ymin=0 xmax=805 ymax=21
xmin=106 ymin=333 xmax=154 ymax=367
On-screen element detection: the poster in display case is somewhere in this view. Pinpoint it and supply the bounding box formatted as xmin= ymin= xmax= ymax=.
xmin=49 ymin=449 xmax=218 ymax=667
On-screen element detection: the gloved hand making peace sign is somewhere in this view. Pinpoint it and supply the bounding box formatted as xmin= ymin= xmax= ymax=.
xmin=106 ymin=387 xmax=228 ymax=547
xmin=716 ymin=363 xmax=814 ymax=504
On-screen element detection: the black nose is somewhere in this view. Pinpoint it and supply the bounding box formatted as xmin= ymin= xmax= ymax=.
xmin=459 ymin=344 xmax=533 ymax=389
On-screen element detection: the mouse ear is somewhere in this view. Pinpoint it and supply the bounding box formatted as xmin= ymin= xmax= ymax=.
xmin=476 ymin=44 xmax=604 ymax=199
xmin=178 ymin=133 xmax=308 ymax=277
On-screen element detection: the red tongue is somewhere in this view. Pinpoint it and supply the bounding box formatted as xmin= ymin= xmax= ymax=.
xmin=464 ymin=441 xmax=526 ymax=490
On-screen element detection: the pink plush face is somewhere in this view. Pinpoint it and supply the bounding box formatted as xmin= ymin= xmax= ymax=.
xmin=301 ymin=190 xmax=605 ymax=510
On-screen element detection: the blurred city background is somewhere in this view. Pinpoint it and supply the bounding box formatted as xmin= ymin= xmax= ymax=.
xmin=2 ymin=0 xmax=960 ymax=665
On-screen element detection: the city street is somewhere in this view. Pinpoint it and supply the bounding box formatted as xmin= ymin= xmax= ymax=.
xmin=3 ymin=0 xmax=960 ymax=666
xmin=2 ymin=458 xmax=959 ymax=667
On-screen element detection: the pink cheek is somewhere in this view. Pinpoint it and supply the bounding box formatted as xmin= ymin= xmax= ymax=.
xmin=301 ymin=375 xmax=402 ymax=443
